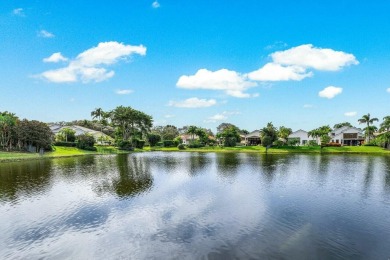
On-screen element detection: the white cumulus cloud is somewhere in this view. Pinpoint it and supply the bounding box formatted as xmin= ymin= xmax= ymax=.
xmin=39 ymin=41 xmax=146 ymax=83
xmin=43 ymin=52 xmax=68 ymax=63
xmin=248 ymin=63 xmax=313 ymax=81
xmin=116 ymin=89 xmax=133 ymax=95
xmin=152 ymin=1 xmax=160 ymax=8
xmin=168 ymin=97 xmax=217 ymax=108
xmin=164 ymin=114 xmax=175 ymax=118
xmin=177 ymin=69 xmax=257 ymax=98
xmin=387 ymin=88 xmax=390 ymax=93
xmin=318 ymin=86 xmax=343 ymax=99
xmin=38 ymin=30 xmax=55 ymax=38
xmin=271 ymin=44 xmax=359 ymax=71
xmin=204 ymin=111 xmax=241 ymax=123
xmin=344 ymin=111 xmax=357 ymax=117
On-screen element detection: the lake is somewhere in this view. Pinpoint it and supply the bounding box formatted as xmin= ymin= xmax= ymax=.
xmin=0 ymin=152 xmax=390 ymax=259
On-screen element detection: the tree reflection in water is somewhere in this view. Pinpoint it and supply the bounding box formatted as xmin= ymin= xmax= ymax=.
xmin=0 ymin=160 xmax=53 ymax=203
xmin=95 ymin=154 xmax=153 ymax=199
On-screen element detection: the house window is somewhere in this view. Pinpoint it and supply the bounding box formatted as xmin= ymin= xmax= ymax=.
xmin=336 ymin=139 xmax=339 ymax=143
xmin=302 ymin=140 xmax=307 ymax=145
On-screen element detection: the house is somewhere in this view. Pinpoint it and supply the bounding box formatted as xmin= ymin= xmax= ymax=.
xmin=244 ymin=130 xmax=261 ymax=146
xmin=330 ymin=126 xmax=364 ymax=146
xmin=288 ymin=130 xmax=315 ymax=146
xmin=49 ymin=124 xmax=113 ymax=144
xmin=179 ymin=134 xmax=199 ymax=145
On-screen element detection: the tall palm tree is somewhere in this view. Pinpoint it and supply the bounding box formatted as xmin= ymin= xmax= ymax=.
xmin=187 ymin=126 xmax=198 ymax=143
xmin=380 ymin=116 xmax=390 ymax=132
xmin=91 ymin=108 xmax=104 ymax=143
xmin=358 ymin=113 xmax=379 ymax=142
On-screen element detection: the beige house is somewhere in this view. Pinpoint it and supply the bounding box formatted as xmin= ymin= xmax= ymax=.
xmin=330 ymin=126 xmax=364 ymax=146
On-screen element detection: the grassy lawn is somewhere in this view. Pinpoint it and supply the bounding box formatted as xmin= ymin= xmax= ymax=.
xmin=0 ymin=146 xmax=134 ymax=162
xmin=1 ymin=145 xmax=389 ymax=162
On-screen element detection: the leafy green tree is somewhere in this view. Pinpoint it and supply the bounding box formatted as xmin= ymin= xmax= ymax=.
xmin=147 ymin=133 xmax=161 ymax=147
xmin=260 ymin=122 xmax=278 ymax=153
xmin=0 ymin=113 xmax=17 ymax=150
xmin=218 ymin=126 xmax=240 ymax=147
xmin=195 ymin=128 xmax=208 ymax=144
xmin=110 ymin=106 xmax=153 ymax=143
xmin=217 ymin=123 xmax=239 ymax=134
xmin=333 ymin=122 xmax=353 ymax=129
xmin=358 ymin=113 xmax=379 ymax=142
xmin=17 ymin=119 xmax=53 ymax=152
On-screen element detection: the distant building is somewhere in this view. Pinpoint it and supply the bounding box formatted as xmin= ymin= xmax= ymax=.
xmin=288 ymin=130 xmax=316 ymax=146
xmin=49 ymin=124 xmax=113 ymax=144
xmin=330 ymin=126 xmax=364 ymax=146
xmin=179 ymin=134 xmax=199 ymax=145
xmin=244 ymin=130 xmax=261 ymax=146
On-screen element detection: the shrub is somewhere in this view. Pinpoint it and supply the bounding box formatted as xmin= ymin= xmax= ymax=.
xmin=273 ymin=140 xmax=285 ymax=147
xmin=76 ymin=134 xmax=96 ymax=150
xmin=54 ymin=141 xmax=77 ymax=147
xmin=287 ymin=138 xmax=300 ymax=146
xmin=188 ymin=141 xmax=205 ymax=148
xmin=156 ymin=141 xmax=163 ymax=147
xmin=117 ymin=140 xmax=134 ymax=150
xmin=177 ymin=144 xmax=186 ymax=150
xmin=327 ymin=142 xmax=342 ymax=147
xmin=163 ymin=140 xmax=175 ymax=147
xmin=133 ymin=139 xmax=145 ymax=149
xmin=147 ymin=133 xmax=161 ymax=147
xmin=307 ymin=140 xmax=319 ymax=146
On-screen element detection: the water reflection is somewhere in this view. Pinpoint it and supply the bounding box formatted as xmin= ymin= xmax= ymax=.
xmin=95 ymin=154 xmax=153 ymax=199
xmin=0 ymin=153 xmax=389 ymax=259
xmin=0 ymin=160 xmax=53 ymax=203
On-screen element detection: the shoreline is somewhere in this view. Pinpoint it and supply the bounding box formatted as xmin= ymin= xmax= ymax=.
xmin=1 ymin=145 xmax=390 ymax=163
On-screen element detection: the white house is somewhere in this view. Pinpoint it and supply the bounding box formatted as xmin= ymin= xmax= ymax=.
xmin=330 ymin=126 xmax=364 ymax=146
xmin=288 ymin=130 xmax=315 ymax=146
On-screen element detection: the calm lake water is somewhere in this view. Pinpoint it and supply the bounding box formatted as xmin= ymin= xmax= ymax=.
xmin=0 ymin=152 xmax=390 ymax=259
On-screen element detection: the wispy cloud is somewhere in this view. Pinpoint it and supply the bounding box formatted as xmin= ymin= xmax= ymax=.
xmin=344 ymin=111 xmax=357 ymax=117
xmin=204 ymin=111 xmax=241 ymax=123
xmin=303 ymin=104 xmax=314 ymax=108
xmin=39 ymin=41 xmax=146 ymax=83
xmin=168 ymin=97 xmax=217 ymax=108
xmin=43 ymin=52 xmax=68 ymax=63
xmin=387 ymin=88 xmax=390 ymax=93
xmin=152 ymin=1 xmax=160 ymax=8
xmin=13 ymin=8 xmax=24 ymax=16
xmin=164 ymin=114 xmax=175 ymax=118
xmin=318 ymin=86 xmax=343 ymax=99
xmin=38 ymin=30 xmax=55 ymax=38
xmin=116 ymin=89 xmax=133 ymax=95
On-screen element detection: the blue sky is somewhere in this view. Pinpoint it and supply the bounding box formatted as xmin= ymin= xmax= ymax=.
xmin=1 ymin=1 xmax=390 ymax=132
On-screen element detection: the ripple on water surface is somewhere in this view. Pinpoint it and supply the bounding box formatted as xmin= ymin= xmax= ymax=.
xmin=0 ymin=153 xmax=390 ymax=259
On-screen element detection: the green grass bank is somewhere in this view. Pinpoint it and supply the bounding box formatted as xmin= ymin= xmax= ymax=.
xmin=1 ymin=145 xmax=389 ymax=163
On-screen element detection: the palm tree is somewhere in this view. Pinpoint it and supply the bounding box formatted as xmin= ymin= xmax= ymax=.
xmin=380 ymin=116 xmax=390 ymax=132
xmin=91 ymin=108 xmax=104 ymax=144
xmin=358 ymin=113 xmax=379 ymax=142
xmin=187 ymin=126 xmax=197 ymax=143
